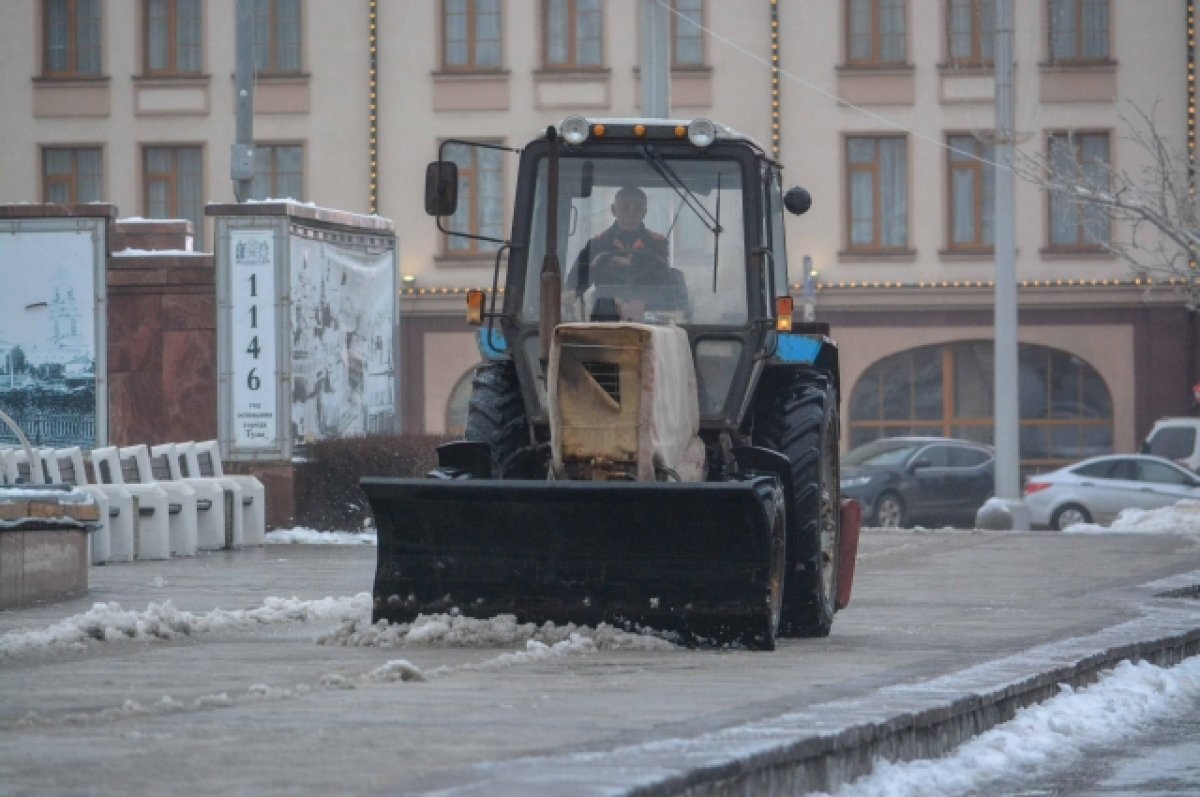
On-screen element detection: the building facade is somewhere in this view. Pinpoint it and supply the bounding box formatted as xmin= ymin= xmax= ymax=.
xmin=1 ymin=0 xmax=1195 ymax=471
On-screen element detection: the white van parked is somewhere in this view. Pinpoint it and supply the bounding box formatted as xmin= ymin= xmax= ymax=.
xmin=1142 ymin=417 xmax=1200 ymax=473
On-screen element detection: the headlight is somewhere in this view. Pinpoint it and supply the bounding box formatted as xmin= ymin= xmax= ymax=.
xmin=840 ymin=476 xmax=872 ymax=489
xmin=688 ymin=118 xmax=717 ymax=148
xmin=561 ymin=116 xmax=590 ymax=145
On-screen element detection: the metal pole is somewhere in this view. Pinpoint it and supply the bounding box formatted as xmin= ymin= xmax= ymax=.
xmin=990 ymin=0 xmax=1028 ymax=528
xmin=232 ymin=0 xmax=256 ymax=202
xmin=640 ymin=0 xmax=670 ymax=118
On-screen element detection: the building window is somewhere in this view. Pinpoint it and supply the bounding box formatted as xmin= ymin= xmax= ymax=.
xmin=946 ymin=0 xmax=994 ymax=67
xmin=1048 ymin=0 xmax=1108 ymax=63
xmin=443 ymin=0 xmax=502 ymax=71
xmin=43 ymin=0 xmax=102 ymax=76
xmin=254 ymin=0 xmax=302 ymax=74
xmin=846 ymin=0 xmax=906 ymax=67
xmin=848 ymin=341 xmax=1113 ymax=472
xmin=671 ymin=0 xmax=704 ymax=67
xmin=1047 ymin=131 xmax=1110 ymax=249
xmin=251 ymin=144 xmax=303 ymax=201
xmin=144 ymin=0 xmax=202 ymax=75
xmin=42 ymin=147 xmax=102 ymax=203
xmin=947 ymin=134 xmax=995 ymax=251
xmin=846 ymin=135 xmax=907 ymax=250
xmin=544 ymin=0 xmax=601 ymax=69
xmin=443 ymin=142 xmax=503 ymax=255
xmin=143 ymin=146 xmax=203 ymax=245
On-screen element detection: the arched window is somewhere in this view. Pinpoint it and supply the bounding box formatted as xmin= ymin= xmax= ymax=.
xmin=444 ymin=367 xmax=477 ymax=436
xmin=849 ymin=341 xmax=1113 ymax=471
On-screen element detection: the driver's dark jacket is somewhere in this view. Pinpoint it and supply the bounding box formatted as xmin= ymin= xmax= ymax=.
xmin=567 ymin=223 xmax=669 ymax=294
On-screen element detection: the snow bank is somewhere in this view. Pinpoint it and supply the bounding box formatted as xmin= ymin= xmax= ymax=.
xmin=1064 ymin=499 xmax=1200 ymax=535
xmin=319 ymin=612 xmax=679 ymax=652
xmin=266 ymin=526 xmax=377 ymax=545
xmin=0 ymin=593 xmax=371 ymax=657
xmin=813 ymin=656 xmax=1200 ymax=797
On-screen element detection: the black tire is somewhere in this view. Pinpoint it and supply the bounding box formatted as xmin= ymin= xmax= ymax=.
xmin=464 ymin=361 xmax=531 ymax=478
xmin=872 ymin=491 xmax=907 ymax=529
xmin=753 ymin=374 xmax=841 ymax=638
xmin=746 ymin=477 xmax=786 ymax=651
xmin=1051 ymin=503 xmax=1091 ymax=531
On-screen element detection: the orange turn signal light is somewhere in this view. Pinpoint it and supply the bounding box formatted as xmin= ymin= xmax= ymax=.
xmin=593 ymin=124 xmax=606 ymax=137
xmin=775 ymin=296 xmax=794 ymax=332
xmin=466 ymin=289 xmax=486 ymax=326
xmin=634 ymin=124 xmax=647 ymax=137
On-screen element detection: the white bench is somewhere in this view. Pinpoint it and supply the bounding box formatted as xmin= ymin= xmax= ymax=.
xmin=118 ymin=444 xmax=199 ymax=557
xmin=90 ymin=446 xmax=173 ymax=560
xmin=151 ymin=442 xmax=236 ymax=551
xmin=194 ymin=440 xmax=265 ymax=545
xmin=41 ymin=447 xmax=133 ymax=565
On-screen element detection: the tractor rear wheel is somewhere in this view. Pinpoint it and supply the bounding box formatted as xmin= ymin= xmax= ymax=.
xmin=464 ymin=361 xmax=532 ymax=478
xmin=754 ymin=374 xmax=841 ymax=638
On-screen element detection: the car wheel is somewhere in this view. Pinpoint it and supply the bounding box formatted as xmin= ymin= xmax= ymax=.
xmin=1051 ymin=503 xmax=1092 ymax=531
xmin=872 ymin=492 xmax=906 ymax=529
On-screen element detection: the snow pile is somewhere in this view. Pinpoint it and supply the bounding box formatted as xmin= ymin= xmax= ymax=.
xmin=319 ymin=612 xmax=679 ymax=652
xmin=1064 ymin=500 xmax=1200 ymax=535
xmin=812 ymin=656 xmax=1200 ymax=797
xmin=266 ymin=526 xmax=377 ymax=545
xmin=0 ymin=593 xmax=371 ymax=657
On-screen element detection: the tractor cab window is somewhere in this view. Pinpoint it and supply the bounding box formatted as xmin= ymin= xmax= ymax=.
xmin=521 ymin=153 xmax=747 ymax=327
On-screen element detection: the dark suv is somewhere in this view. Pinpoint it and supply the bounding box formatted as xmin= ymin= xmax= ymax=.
xmin=840 ymin=437 xmax=995 ymax=528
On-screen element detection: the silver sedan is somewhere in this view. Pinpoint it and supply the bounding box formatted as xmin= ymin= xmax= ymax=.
xmin=1024 ymin=454 xmax=1200 ymax=530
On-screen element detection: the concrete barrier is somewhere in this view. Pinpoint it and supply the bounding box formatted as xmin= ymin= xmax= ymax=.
xmin=0 ymin=487 xmax=99 ymax=608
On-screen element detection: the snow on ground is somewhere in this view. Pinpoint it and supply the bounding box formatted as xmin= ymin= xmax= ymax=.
xmin=266 ymin=526 xmax=377 ymax=545
xmin=1064 ymin=499 xmax=1200 ymax=535
xmin=810 ymin=655 xmax=1200 ymax=797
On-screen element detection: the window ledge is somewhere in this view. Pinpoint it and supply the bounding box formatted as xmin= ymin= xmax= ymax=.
xmin=837 ymin=249 xmax=918 ymax=262
xmin=938 ymin=248 xmax=998 ymax=260
xmin=937 ymin=62 xmax=994 ymax=75
xmin=434 ymin=253 xmax=502 ymax=267
xmin=632 ymin=65 xmax=713 ymax=75
xmin=134 ymin=74 xmax=211 ymax=84
xmin=836 ymin=63 xmax=914 ymax=75
xmin=1039 ymin=60 xmax=1117 ymax=72
xmin=33 ymin=75 xmax=110 ymax=85
xmin=1039 ymin=247 xmax=1113 ymax=259
xmin=432 ymin=69 xmax=511 ymax=79
xmin=535 ymin=67 xmax=610 ymax=78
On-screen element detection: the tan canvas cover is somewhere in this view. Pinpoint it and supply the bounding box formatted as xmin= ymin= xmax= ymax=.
xmin=549 ymin=323 xmax=706 ymax=482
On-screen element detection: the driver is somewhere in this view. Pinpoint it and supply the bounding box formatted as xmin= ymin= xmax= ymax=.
xmin=567 ymin=185 xmax=671 ymax=296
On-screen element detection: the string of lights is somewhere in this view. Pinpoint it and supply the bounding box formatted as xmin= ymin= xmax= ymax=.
xmin=368 ymin=0 xmax=379 ymax=214
xmin=770 ymin=0 xmax=780 ymax=159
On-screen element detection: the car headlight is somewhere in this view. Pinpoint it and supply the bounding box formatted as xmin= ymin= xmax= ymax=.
xmin=841 ymin=476 xmax=872 ymax=489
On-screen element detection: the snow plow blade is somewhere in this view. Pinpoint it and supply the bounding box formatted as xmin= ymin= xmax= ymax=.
xmin=362 ymin=477 xmax=782 ymax=648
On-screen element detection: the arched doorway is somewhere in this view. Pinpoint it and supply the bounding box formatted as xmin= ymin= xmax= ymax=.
xmin=848 ymin=341 xmax=1113 ymax=472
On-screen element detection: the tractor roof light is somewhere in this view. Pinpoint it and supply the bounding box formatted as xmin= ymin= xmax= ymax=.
xmin=688 ymin=118 xmax=718 ymax=148
xmin=561 ymin=115 xmax=591 ymax=145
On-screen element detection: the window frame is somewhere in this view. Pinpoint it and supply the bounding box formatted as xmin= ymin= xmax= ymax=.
xmin=441 ymin=0 xmax=504 ymax=73
xmin=41 ymin=0 xmax=103 ymax=78
xmin=254 ymin=0 xmax=303 ymax=76
xmin=542 ymin=0 xmax=603 ymax=71
xmin=844 ymin=0 xmax=908 ymax=68
xmin=1047 ymin=0 xmax=1110 ymax=65
xmin=250 ymin=142 xmax=304 ymax=202
xmin=844 ymin=134 xmax=909 ymax=253
xmin=142 ymin=0 xmax=203 ymax=76
xmin=141 ymin=144 xmax=205 ymax=246
xmin=41 ymin=145 xmax=104 ymax=204
xmin=945 ymin=132 xmax=995 ymax=253
xmin=945 ymin=0 xmax=994 ymax=68
xmin=1045 ymin=129 xmax=1111 ymax=252
xmin=670 ymin=0 xmax=705 ymax=68
xmin=439 ymin=139 xmax=507 ymax=258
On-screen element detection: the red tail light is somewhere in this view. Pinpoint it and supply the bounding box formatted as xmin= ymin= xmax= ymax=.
xmin=1024 ymin=481 xmax=1052 ymax=496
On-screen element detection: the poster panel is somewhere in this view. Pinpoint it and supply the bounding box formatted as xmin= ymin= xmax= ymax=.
xmin=229 ymin=229 xmax=279 ymax=448
xmin=0 ymin=227 xmax=100 ymax=449
xmin=289 ymin=233 xmax=395 ymax=448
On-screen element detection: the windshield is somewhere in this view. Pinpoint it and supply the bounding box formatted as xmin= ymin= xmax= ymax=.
xmin=843 ymin=440 xmax=923 ymax=468
xmin=520 ymin=152 xmax=748 ymax=327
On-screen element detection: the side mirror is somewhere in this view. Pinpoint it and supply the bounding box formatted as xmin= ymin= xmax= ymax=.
xmin=909 ymin=457 xmax=931 ymax=471
xmin=1137 ymin=440 xmax=1150 ymax=454
xmin=424 ymin=161 xmax=458 ymax=217
xmin=783 ymin=186 xmax=812 ymax=216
